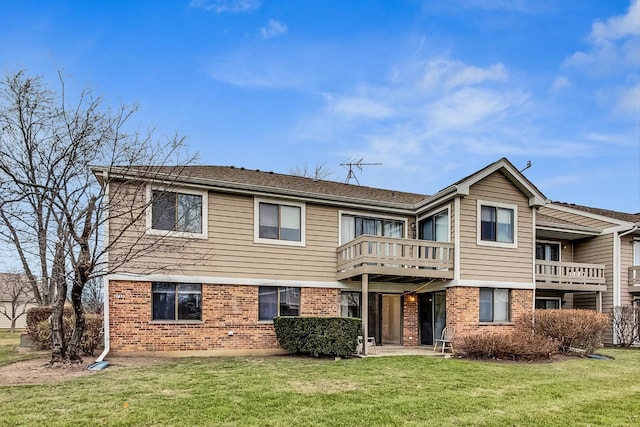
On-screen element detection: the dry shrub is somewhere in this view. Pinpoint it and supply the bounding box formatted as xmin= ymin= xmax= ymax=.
xmin=32 ymin=313 xmax=103 ymax=356
xmin=611 ymin=306 xmax=640 ymax=347
xmin=456 ymin=331 xmax=559 ymax=361
xmin=521 ymin=309 xmax=609 ymax=354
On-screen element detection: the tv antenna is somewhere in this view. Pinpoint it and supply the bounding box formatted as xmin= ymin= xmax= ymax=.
xmin=519 ymin=160 xmax=532 ymax=173
xmin=341 ymin=158 xmax=382 ymax=185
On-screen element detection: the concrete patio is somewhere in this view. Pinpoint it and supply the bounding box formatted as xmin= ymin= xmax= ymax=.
xmin=359 ymin=344 xmax=450 ymax=357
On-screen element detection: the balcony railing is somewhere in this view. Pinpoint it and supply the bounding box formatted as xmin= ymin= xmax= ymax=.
xmin=336 ymin=235 xmax=454 ymax=281
xmin=535 ymin=260 xmax=605 ymax=286
xmin=630 ymin=266 xmax=640 ymax=287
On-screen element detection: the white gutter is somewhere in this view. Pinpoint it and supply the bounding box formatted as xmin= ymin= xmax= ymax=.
xmin=96 ymin=171 xmax=110 ymax=363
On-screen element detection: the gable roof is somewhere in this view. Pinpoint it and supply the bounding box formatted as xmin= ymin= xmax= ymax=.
xmin=416 ymin=157 xmax=547 ymax=212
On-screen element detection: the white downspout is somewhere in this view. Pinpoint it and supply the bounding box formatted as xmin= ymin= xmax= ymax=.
xmin=96 ymin=171 xmax=110 ymax=362
xmin=96 ymin=278 xmax=110 ymax=362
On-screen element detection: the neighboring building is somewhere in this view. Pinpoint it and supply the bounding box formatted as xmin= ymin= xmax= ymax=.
xmin=94 ymin=158 xmax=640 ymax=355
xmin=0 ymin=273 xmax=38 ymax=330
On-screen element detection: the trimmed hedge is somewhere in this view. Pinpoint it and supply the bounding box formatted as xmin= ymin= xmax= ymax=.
xmin=274 ymin=316 xmax=361 ymax=358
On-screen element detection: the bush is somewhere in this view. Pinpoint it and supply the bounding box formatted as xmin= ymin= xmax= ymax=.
xmin=456 ymin=331 xmax=559 ymax=361
xmin=521 ymin=309 xmax=610 ymax=354
xmin=612 ymin=306 xmax=640 ymax=347
xmin=274 ymin=316 xmax=361 ymax=358
xmin=26 ymin=306 xmax=73 ymax=345
xmin=29 ymin=310 xmax=103 ymax=356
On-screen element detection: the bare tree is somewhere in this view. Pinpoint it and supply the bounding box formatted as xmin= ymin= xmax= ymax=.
xmin=0 ymin=272 xmax=36 ymax=333
xmin=289 ymin=162 xmax=333 ymax=181
xmin=612 ymin=306 xmax=640 ymax=347
xmin=82 ymin=277 xmax=103 ymax=314
xmin=0 ymin=70 xmax=198 ymax=364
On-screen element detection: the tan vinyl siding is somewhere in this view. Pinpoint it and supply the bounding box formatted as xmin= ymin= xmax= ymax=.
xmin=538 ymin=206 xmax=617 ymax=229
xmin=108 ymin=181 xmax=416 ymax=282
xmin=574 ymin=234 xmax=613 ymax=310
xmin=459 ymin=171 xmax=534 ymax=282
xmin=0 ymin=302 xmax=37 ymax=329
xmin=572 ymin=292 xmax=598 ymax=310
xmin=620 ymin=235 xmax=634 ymax=306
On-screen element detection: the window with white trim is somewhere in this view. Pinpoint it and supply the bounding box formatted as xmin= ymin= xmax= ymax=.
xmin=634 ymin=241 xmax=640 ymax=266
xmin=479 ymin=288 xmax=510 ymax=322
xmin=258 ymin=286 xmax=300 ymax=321
xmin=477 ymin=200 xmax=517 ymax=248
xmin=147 ymin=187 xmax=207 ymax=239
xmin=254 ymin=199 xmax=305 ymax=246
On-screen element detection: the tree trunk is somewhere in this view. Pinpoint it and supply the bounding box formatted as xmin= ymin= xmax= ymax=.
xmin=66 ymin=197 xmax=96 ymax=363
xmin=66 ymin=283 xmax=85 ymax=363
xmin=50 ymin=240 xmax=67 ymax=364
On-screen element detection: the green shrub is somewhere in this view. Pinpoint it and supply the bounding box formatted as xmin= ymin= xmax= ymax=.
xmin=456 ymin=331 xmax=559 ymax=361
xmin=521 ymin=309 xmax=610 ymax=354
xmin=31 ymin=312 xmax=103 ymax=356
xmin=274 ymin=316 xmax=361 ymax=358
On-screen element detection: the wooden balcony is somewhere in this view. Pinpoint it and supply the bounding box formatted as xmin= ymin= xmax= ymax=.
xmin=336 ymin=235 xmax=454 ymax=283
xmin=629 ymin=266 xmax=640 ymax=291
xmin=535 ymin=260 xmax=606 ymax=291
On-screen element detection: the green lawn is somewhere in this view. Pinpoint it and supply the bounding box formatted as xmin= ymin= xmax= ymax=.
xmin=1 ymin=334 xmax=639 ymax=426
xmin=0 ymin=330 xmax=42 ymax=367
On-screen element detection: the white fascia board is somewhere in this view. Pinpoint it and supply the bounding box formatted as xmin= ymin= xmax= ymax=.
xmin=448 ymin=279 xmax=536 ymax=290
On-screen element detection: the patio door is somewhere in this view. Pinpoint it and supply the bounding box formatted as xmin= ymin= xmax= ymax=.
xmin=419 ymin=291 xmax=446 ymax=345
xmin=381 ymin=294 xmax=402 ymax=345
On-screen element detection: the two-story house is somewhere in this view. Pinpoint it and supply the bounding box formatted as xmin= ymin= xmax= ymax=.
xmin=93 ymin=158 xmax=639 ymax=356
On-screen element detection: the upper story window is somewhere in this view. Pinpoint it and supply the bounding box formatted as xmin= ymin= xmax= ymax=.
xmin=340 ymin=213 xmax=405 ymax=245
xmin=536 ymin=242 xmax=560 ymax=261
xmin=254 ymin=198 xmax=306 ymax=246
xmin=477 ymin=200 xmax=517 ymax=248
xmin=147 ymin=187 xmax=208 ymax=239
xmin=419 ymin=209 xmax=449 ymax=242
xmin=634 ymin=241 xmax=640 ymax=266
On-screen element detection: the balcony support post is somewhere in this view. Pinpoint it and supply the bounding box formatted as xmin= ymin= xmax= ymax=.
xmin=361 ymin=273 xmax=369 ymax=356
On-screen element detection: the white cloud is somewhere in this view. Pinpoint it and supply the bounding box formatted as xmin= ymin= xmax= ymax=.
xmin=190 ymin=0 xmax=260 ymax=14
xmin=550 ymin=76 xmax=571 ymax=92
xmin=564 ymin=1 xmax=640 ymax=72
xmin=615 ymin=83 xmax=640 ymax=116
xmin=260 ymin=19 xmax=288 ymax=39
xmin=420 ymin=57 xmax=508 ymax=91
xmin=327 ymin=95 xmax=393 ymax=119
xmin=590 ymin=0 xmax=639 ymax=45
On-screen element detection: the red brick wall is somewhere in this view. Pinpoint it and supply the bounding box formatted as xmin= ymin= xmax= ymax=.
xmin=109 ymin=281 xmax=339 ymax=353
xmin=402 ymin=294 xmax=418 ymax=346
xmin=446 ymin=287 xmax=533 ymax=337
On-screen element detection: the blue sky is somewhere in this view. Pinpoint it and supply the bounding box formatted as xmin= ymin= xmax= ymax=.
xmin=1 ymin=0 xmax=639 ymax=213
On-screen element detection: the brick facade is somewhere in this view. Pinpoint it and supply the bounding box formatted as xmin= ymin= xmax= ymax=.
xmin=402 ymin=294 xmax=418 ymax=346
xmin=109 ymin=281 xmax=339 ymax=353
xmin=446 ymin=287 xmax=533 ymax=336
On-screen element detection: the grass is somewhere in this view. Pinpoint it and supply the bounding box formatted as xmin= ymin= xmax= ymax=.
xmin=0 ymin=330 xmax=42 ymax=367
xmin=1 ymin=333 xmax=639 ymax=426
